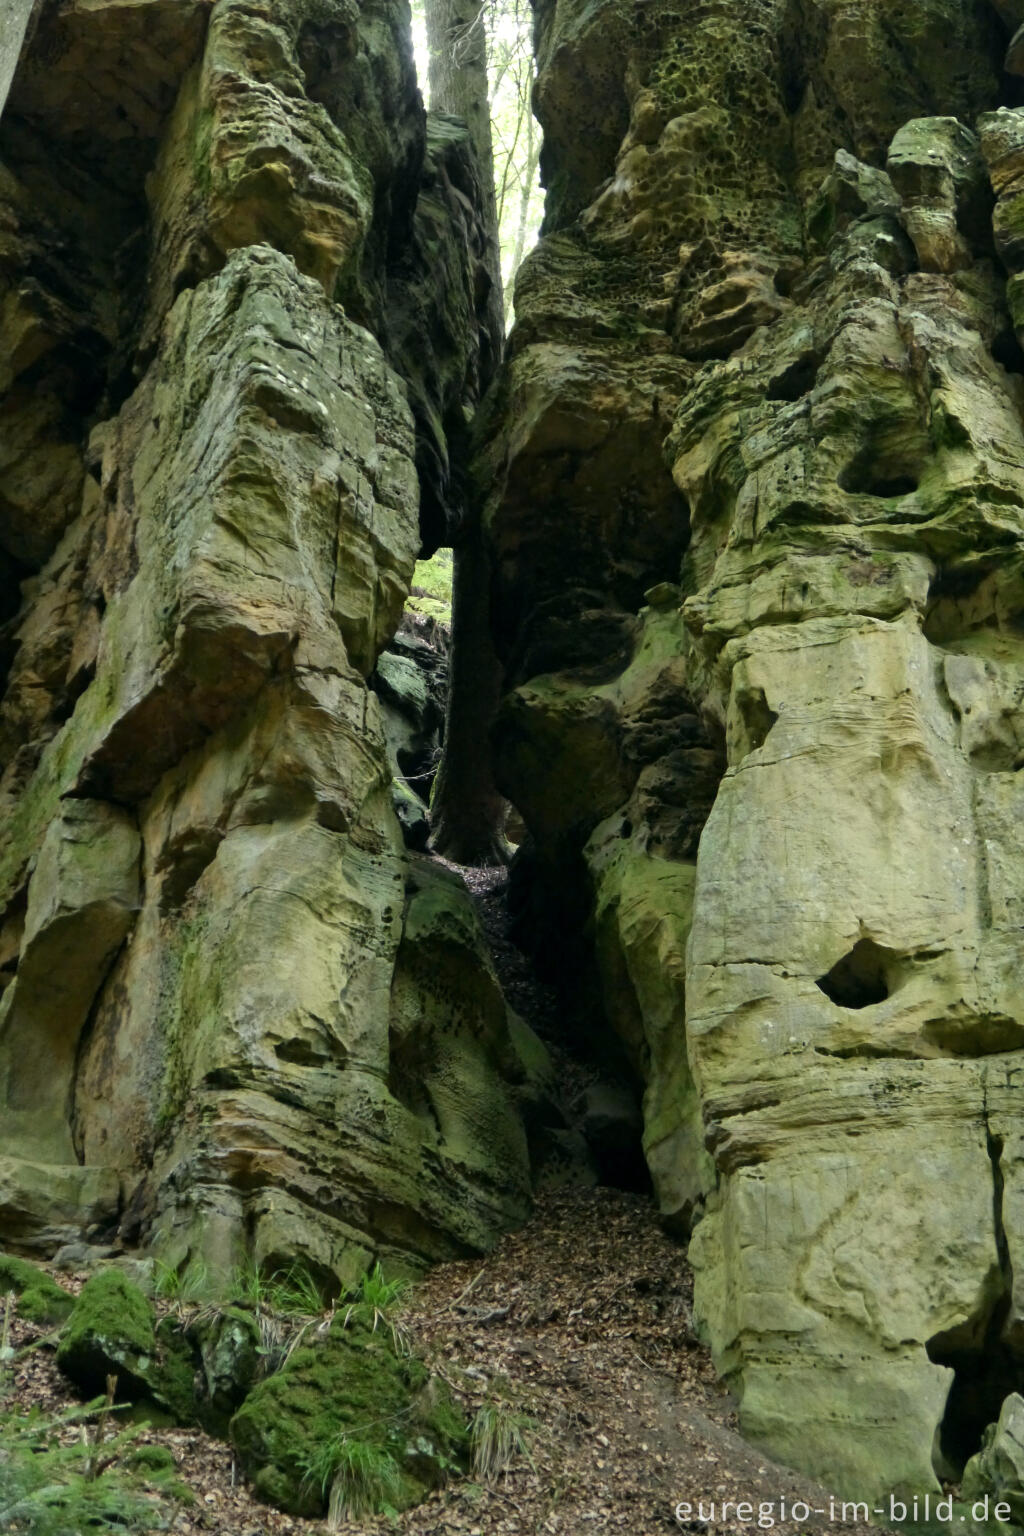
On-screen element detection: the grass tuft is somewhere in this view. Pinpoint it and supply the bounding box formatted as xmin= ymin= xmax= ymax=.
xmin=339 ymin=1263 xmax=410 ymax=1353
xmin=153 ymin=1258 xmax=211 ymax=1306
xmin=470 ymin=1400 xmax=536 ymax=1483
xmin=302 ymin=1435 xmax=402 ymax=1528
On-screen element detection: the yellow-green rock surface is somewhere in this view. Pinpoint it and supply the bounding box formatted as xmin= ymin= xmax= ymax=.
xmin=485 ymin=0 xmax=1024 ymax=1503
xmin=0 ymin=0 xmax=544 ymax=1281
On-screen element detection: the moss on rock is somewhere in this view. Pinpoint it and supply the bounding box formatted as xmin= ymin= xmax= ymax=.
xmin=56 ymin=1269 xmax=200 ymax=1424
xmin=188 ymin=1305 xmax=262 ymax=1433
xmin=229 ymin=1318 xmax=468 ymax=1517
xmin=0 ymin=1252 xmax=73 ymax=1325
xmin=57 ymin=1269 xmax=157 ymax=1397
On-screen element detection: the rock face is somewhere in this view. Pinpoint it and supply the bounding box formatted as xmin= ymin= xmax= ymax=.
xmin=486 ymin=0 xmax=1024 ymax=1503
xmin=0 ymin=0 xmax=544 ymax=1283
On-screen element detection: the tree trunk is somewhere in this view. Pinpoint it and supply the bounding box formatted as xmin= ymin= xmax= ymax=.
xmin=505 ymin=103 xmax=539 ymax=325
xmin=424 ymin=0 xmax=503 ymax=333
xmin=428 ymin=529 xmax=509 ymax=865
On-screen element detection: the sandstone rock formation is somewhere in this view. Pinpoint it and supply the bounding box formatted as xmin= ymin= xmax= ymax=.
xmin=486 ymin=0 xmax=1024 ymax=1503
xmin=11 ymin=0 xmax=1024 ymax=1514
xmin=0 ymin=0 xmax=547 ymax=1285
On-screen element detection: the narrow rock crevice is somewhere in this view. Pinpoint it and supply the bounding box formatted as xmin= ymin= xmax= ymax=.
xmin=929 ymin=1124 xmax=1021 ymax=1475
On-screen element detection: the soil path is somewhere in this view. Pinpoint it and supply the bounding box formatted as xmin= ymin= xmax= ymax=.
xmin=3 ymin=863 xmax=884 ymax=1536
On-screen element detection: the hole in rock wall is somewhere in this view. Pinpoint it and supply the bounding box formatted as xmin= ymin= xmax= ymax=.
xmin=582 ymin=1080 xmax=652 ymax=1194
xmin=923 ymin=560 xmax=1004 ymax=648
xmin=816 ymin=937 xmax=897 ymax=1009
xmin=929 ymin=1132 xmax=1022 ymax=1474
xmin=930 ymin=1310 xmax=1023 ymax=1474
xmin=766 ymin=352 xmax=821 ymax=402
xmin=838 ymin=461 xmax=919 ymax=499
xmin=991 ymin=325 xmax=1024 ymax=379
xmin=732 ymin=684 xmax=779 ymax=757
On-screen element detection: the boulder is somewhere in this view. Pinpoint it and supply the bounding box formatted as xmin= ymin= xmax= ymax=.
xmin=0 ymin=1252 xmax=73 ymax=1326
xmin=230 ymin=1318 xmax=467 ymax=1517
xmin=56 ymin=1269 xmax=196 ymax=1420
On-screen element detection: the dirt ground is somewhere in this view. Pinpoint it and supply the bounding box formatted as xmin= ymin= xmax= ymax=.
xmin=2 ymin=862 xmax=892 ymax=1536
xmin=5 ymin=1185 xmax=888 ymax=1536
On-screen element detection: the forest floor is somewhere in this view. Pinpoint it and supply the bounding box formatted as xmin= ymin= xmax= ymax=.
xmin=2 ymin=864 xmax=886 ymax=1536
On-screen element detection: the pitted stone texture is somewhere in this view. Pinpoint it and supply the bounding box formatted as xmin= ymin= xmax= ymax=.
xmin=141 ymin=0 xmax=387 ymax=342
xmin=486 ymin=0 xmax=1024 ymax=1504
xmin=671 ymin=237 xmax=1024 ymax=1496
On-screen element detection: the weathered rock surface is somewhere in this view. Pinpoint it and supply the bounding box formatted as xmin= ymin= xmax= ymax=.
xmin=372 ymin=612 xmax=449 ymax=849
xmin=963 ymin=1393 xmax=1024 ymax=1530
xmin=486 ymin=0 xmax=1024 ymax=1503
xmin=0 ymin=0 xmax=544 ymax=1283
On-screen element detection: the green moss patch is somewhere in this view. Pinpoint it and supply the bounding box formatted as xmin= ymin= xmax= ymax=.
xmin=0 ymin=1252 xmax=74 ymax=1326
xmin=56 ymin=1270 xmax=201 ymax=1426
xmin=229 ymin=1318 xmax=468 ymax=1518
xmin=57 ymin=1269 xmax=158 ymax=1398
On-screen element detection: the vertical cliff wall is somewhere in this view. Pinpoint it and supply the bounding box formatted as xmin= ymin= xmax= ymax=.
xmin=0 ymin=0 xmax=547 ymax=1285
xmin=487 ymin=0 xmax=1024 ymax=1499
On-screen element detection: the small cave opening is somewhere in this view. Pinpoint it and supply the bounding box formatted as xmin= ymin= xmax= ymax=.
xmin=581 ymin=1077 xmax=652 ymax=1194
xmin=838 ymin=461 xmax=919 ymax=499
xmin=816 ymin=937 xmax=896 ymax=1009
xmin=766 ymin=352 xmax=821 ymax=402
xmin=991 ymin=325 xmax=1024 ymax=379
xmin=732 ymin=683 xmax=779 ymax=757
xmin=929 ymin=1312 xmax=1023 ymax=1475
xmin=922 ymin=559 xmax=999 ymax=646
xmin=929 ymin=1132 xmax=1022 ymax=1475
xmin=500 ymin=837 xmax=653 ymax=1198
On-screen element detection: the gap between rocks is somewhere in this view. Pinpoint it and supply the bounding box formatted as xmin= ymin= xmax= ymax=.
xmin=7 ymin=1193 xmax=890 ymax=1536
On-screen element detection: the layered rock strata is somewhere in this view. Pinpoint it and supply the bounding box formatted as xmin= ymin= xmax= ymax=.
xmin=0 ymin=0 xmax=545 ymax=1283
xmin=488 ymin=0 xmax=1024 ymax=1500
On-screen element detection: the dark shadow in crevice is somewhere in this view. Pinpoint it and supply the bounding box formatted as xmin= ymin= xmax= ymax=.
xmin=929 ymin=1132 xmax=1021 ymax=1475
xmin=929 ymin=1304 xmax=1021 ymax=1475
xmin=922 ymin=558 xmax=1003 ymax=647
xmin=502 ymin=836 xmax=652 ymax=1195
xmin=767 ymin=351 xmax=821 ymax=402
xmin=816 ymin=937 xmax=896 ymax=1009
xmin=992 ymin=324 xmax=1024 ymax=379
xmin=736 ymin=685 xmax=779 ymax=755
xmin=838 ymin=460 xmax=919 ymax=499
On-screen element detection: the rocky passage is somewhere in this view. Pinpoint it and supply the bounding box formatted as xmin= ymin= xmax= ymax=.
xmin=8 ymin=0 xmax=1024 ymax=1521
xmin=5 ymin=1187 xmax=888 ymax=1536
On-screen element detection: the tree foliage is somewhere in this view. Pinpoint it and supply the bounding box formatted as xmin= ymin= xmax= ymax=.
xmin=412 ymin=0 xmax=543 ymax=322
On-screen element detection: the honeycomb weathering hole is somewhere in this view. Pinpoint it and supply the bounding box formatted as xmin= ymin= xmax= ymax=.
xmin=816 ymin=937 xmax=895 ymax=1009
xmin=837 ymin=461 xmax=919 ymax=499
